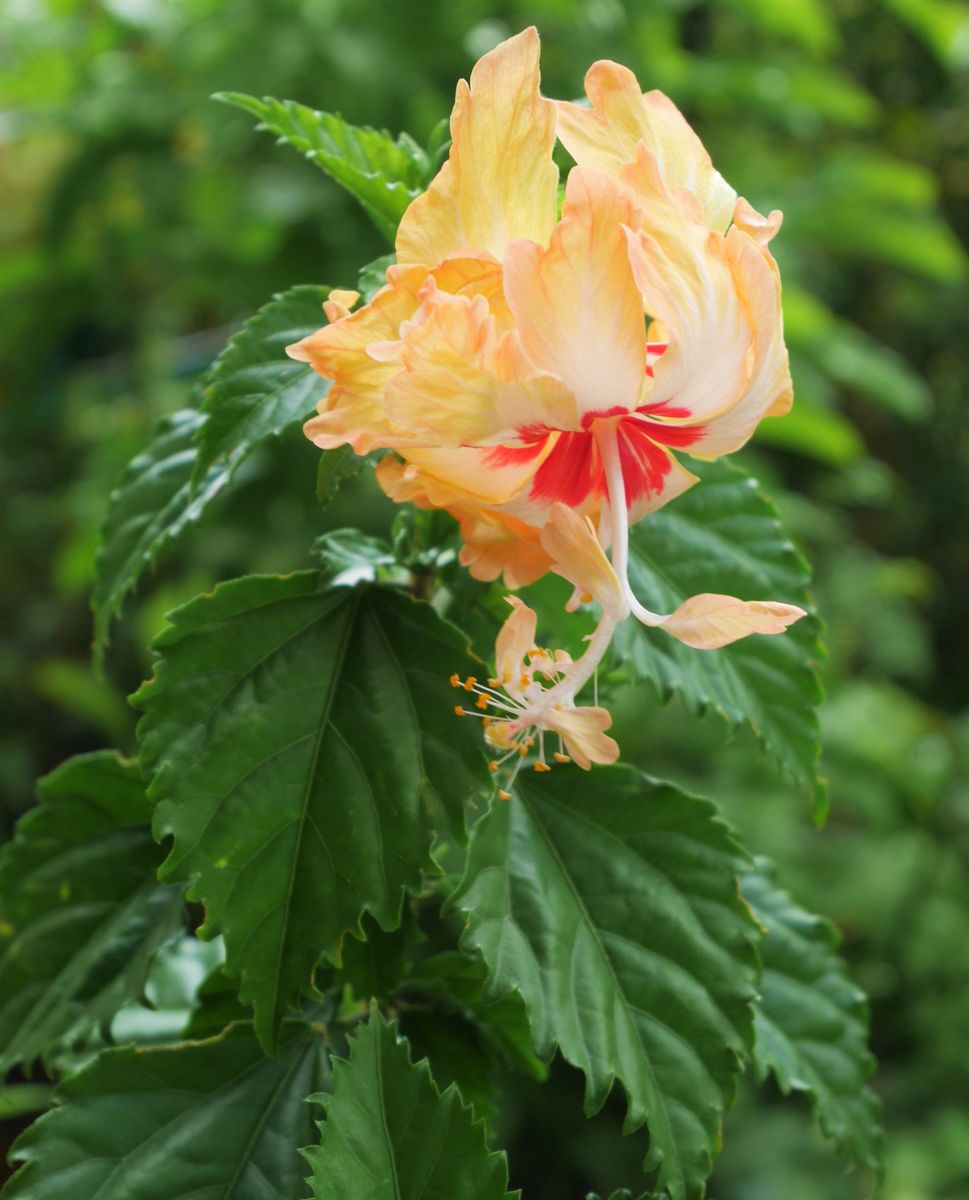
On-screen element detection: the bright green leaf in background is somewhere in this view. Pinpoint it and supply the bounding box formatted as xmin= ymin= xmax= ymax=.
xmin=451 ymin=767 xmax=760 ymax=1200
xmin=4 ymin=1020 xmax=325 ymax=1200
xmin=617 ymin=460 xmax=825 ymax=807
xmin=304 ymin=1009 xmax=516 ymax=1200
xmin=0 ymin=753 xmax=184 ymax=1074
xmin=219 ymin=94 xmax=432 ymax=243
xmin=133 ymin=575 xmax=488 ymax=1050
xmin=743 ymin=859 xmax=883 ymax=1168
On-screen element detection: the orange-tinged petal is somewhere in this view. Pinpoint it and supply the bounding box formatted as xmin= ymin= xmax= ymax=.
xmin=657 ymin=593 xmax=806 ymax=650
xmin=504 ymin=168 xmax=646 ymax=423
xmin=295 ymin=265 xmax=427 ymax=453
xmin=544 ymin=705 xmax=619 ymax=770
xmin=322 ymin=289 xmax=360 ymax=323
xmin=540 ymin=502 xmax=626 ymax=616
xmin=556 ymin=61 xmax=736 ymax=232
xmin=396 ymin=28 xmax=558 ymax=265
xmin=379 ymin=443 xmax=543 ymax=509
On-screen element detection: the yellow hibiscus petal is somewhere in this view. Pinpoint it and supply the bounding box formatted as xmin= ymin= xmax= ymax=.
xmin=295 ymin=265 xmax=427 ymax=453
xmin=555 ymin=61 xmax=736 ymax=232
xmin=504 ymin=167 xmax=646 ymax=423
xmin=686 ymin=226 xmax=793 ymax=457
xmin=322 ymin=289 xmax=360 ymax=323
xmin=622 ymin=146 xmax=754 ymax=426
xmin=396 ymin=27 xmax=558 ymax=266
xmin=732 ymin=197 xmax=783 ymax=247
xmin=383 ymin=279 xmax=576 ymax=446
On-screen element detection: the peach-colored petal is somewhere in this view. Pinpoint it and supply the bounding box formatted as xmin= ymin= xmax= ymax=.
xmin=322 ymin=289 xmax=360 ymax=323
xmin=686 ymin=227 xmax=792 ymax=456
xmin=540 ymin=502 xmax=626 ymax=616
xmin=556 ymin=61 xmax=736 ymax=232
xmin=378 ymin=443 xmax=543 ymax=509
xmin=544 ymin=705 xmax=619 ymax=770
xmin=656 ymin=593 xmax=806 ymax=650
xmin=295 ymin=265 xmax=428 ymax=453
xmin=454 ymin=507 xmax=552 ymax=589
xmin=495 ymin=596 xmax=537 ymax=696
xmin=503 ymin=168 xmax=646 ymax=423
xmin=622 ymin=146 xmax=754 ymax=425
xmin=732 ymin=197 xmax=783 ymax=247
xmin=396 ymin=28 xmax=558 ymax=265
xmin=382 ymin=279 xmax=576 ymax=446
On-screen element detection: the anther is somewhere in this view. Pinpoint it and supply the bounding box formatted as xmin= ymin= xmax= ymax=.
xmin=519 ymin=674 xmax=531 ymax=689
xmin=553 ymin=752 xmax=571 ymax=763
xmin=449 ymin=673 xmax=461 ymax=688
xmin=463 ymin=676 xmax=477 ymax=691
xmin=453 ymin=705 xmax=465 ymax=717
xmin=497 ymin=789 xmax=512 ymax=801
xmin=488 ymin=760 xmax=499 ymax=772
xmin=581 ymin=592 xmax=593 ymax=604
xmin=475 ymin=694 xmax=489 ymax=710
xmin=533 ymin=761 xmax=552 ymax=773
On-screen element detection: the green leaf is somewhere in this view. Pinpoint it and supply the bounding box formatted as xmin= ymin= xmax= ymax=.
xmin=0 ymin=752 xmax=184 ymax=1074
xmin=617 ymin=459 xmax=825 ymax=804
xmin=5 ymin=1020 xmax=326 ymax=1200
xmin=450 ymin=767 xmax=760 ymax=1200
xmin=193 ymin=283 xmax=330 ymax=486
xmin=91 ymin=409 xmax=231 ymax=660
xmin=316 ymin=444 xmax=367 ymax=505
xmin=304 ymin=1009 xmax=516 ymax=1200
xmin=742 ymin=858 xmax=883 ymax=1167
xmin=133 ymin=576 xmax=488 ymax=1051
xmin=218 ymin=93 xmax=429 ymax=243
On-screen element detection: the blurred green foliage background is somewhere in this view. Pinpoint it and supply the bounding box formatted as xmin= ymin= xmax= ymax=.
xmin=1 ymin=0 xmax=968 ymax=1195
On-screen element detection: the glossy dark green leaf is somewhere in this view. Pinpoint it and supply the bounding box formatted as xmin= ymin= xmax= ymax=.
xmin=450 ymin=767 xmax=760 ymax=1200
xmin=4 ymin=1021 xmax=325 ymax=1199
xmin=617 ymin=459 xmax=825 ymax=804
xmin=0 ymin=753 xmax=184 ymax=1074
xmin=218 ymin=93 xmax=429 ymax=242
xmin=742 ymin=858 xmax=883 ymax=1167
xmin=304 ymin=1009 xmax=515 ymax=1200
xmin=91 ymin=410 xmax=231 ymax=659
xmin=133 ymin=575 xmax=487 ymax=1051
xmin=315 ymin=444 xmax=367 ymax=505
xmin=193 ymin=283 xmax=329 ymax=485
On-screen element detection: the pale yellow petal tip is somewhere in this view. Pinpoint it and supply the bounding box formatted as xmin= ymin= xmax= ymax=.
xmin=540 ymin=503 xmax=626 ymax=618
xmin=732 ymin=197 xmax=783 ymax=246
xmin=660 ymin=593 xmax=807 ymax=650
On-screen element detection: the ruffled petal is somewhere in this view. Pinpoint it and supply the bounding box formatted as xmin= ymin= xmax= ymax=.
xmin=295 ymin=264 xmax=427 ymax=453
xmin=555 ymin=61 xmax=736 ymax=232
xmin=396 ymin=28 xmax=558 ymax=265
xmin=544 ymin=705 xmax=619 ymax=770
xmin=686 ymin=227 xmax=793 ymax=457
xmin=732 ymin=197 xmax=783 ymax=247
xmin=503 ymin=168 xmax=646 ymax=423
xmin=622 ymin=146 xmax=754 ymax=426
xmin=654 ymin=592 xmax=806 ymax=650
xmin=382 ymin=278 xmax=576 ymax=446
